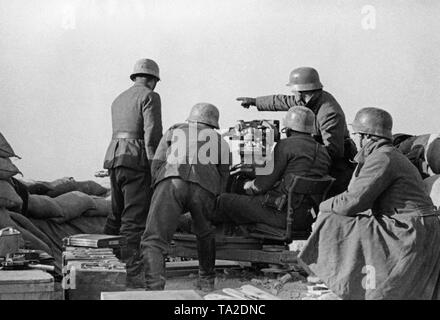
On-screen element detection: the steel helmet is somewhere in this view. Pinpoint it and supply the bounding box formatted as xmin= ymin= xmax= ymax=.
xmin=286 ymin=67 xmax=323 ymax=91
xmin=186 ymin=103 xmax=220 ymax=129
xmin=351 ymin=107 xmax=393 ymax=140
xmin=130 ymin=58 xmax=160 ymax=81
xmin=282 ymin=106 xmax=315 ymax=134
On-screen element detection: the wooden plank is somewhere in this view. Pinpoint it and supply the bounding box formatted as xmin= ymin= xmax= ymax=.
xmin=222 ymin=285 xmax=280 ymax=300
xmin=203 ymin=293 xmax=238 ymax=300
xmin=0 ymin=291 xmax=53 ymax=300
xmin=166 ymin=260 xmax=241 ymax=269
xmin=239 ymin=285 xmax=280 ymax=300
xmin=222 ymin=288 xmax=249 ymax=300
xmin=214 ymin=248 xmax=298 ymax=264
xmin=0 ymin=270 xmax=53 ymax=284
xmin=101 ymin=290 xmax=203 ymax=300
xmin=169 ymin=245 xmax=298 ymax=265
xmin=0 ymin=282 xmax=54 ymax=294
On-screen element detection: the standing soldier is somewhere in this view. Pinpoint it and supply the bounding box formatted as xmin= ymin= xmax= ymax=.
xmin=237 ymin=67 xmax=356 ymax=196
xmin=103 ymin=58 xmax=163 ymax=288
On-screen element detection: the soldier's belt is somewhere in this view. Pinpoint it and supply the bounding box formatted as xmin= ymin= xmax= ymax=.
xmin=112 ymin=132 xmax=143 ymax=139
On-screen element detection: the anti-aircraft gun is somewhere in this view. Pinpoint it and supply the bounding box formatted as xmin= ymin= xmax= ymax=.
xmin=221 ymin=120 xmax=280 ymax=193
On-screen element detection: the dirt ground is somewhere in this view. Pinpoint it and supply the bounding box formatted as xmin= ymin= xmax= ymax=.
xmin=56 ymin=259 xmax=339 ymax=300
xmin=164 ymin=267 xmax=315 ymax=300
xmin=56 ymin=268 xmax=340 ymax=300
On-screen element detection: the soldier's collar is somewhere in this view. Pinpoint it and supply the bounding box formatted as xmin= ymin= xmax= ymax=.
xmin=304 ymin=90 xmax=323 ymax=112
xmin=133 ymin=82 xmax=153 ymax=89
xmin=354 ymin=139 xmax=392 ymax=163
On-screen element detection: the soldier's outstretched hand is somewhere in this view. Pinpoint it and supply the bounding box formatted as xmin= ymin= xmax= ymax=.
xmin=236 ymin=97 xmax=256 ymax=109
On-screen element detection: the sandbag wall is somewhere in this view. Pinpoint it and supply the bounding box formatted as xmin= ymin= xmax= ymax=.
xmin=0 ymin=132 xmax=49 ymax=252
xmin=0 ymin=131 xmax=112 ymax=259
xmin=0 ymin=132 xmax=23 ymax=215
xmin=23 ymin=177 xmax=111 ymax=222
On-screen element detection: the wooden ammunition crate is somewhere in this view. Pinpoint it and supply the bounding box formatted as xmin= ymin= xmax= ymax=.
xmin=0 ymin=270 xmax=54 ymax=300
xmin=63 ymin=262 xmax=126 ymax=300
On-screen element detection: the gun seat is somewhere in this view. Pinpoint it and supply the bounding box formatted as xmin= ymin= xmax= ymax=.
xmin=170 ymin=175 xmax=335 ymax=266
xmin=247 ymin=175 xmax=335 ymax=243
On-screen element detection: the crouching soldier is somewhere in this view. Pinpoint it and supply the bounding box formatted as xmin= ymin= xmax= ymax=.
xmin=215 ymin=106 xmax=331 ymax=230
xmin=141 ymin=103 xmax=230 ymax=291
xmin=299 ymin=107 xmax=440 ymax=300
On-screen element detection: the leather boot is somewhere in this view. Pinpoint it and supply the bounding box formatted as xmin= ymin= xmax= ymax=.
xmin=126 ymin=252 xmax=145 ymax=289
xmin=143 ymin=249 xmax=166 ymax=290
xmin=196 ymin=236 xmax=216 ymax=292
xmin=121 ymin=245 xmax=145 ymax=289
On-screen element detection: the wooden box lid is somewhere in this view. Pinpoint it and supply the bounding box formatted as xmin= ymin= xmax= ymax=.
xmin=101 ymin=290 xmax=203 ymax=300
xmin=0 ymin=270 xmax=54 ymax=284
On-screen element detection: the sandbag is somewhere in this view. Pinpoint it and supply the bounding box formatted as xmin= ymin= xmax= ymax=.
xmin=0 ymin=157 xmax=21 ymax=179
xmin=46 ymin=177 xmax=77 ymax=197
xmin=75 ymin=180 xmax=108 ymax=196
xmin=83 ymin=197 xmax=112 ymax=217
xmin=0 ymin=208 xmax=19 ymax=229
xmin=10 ymin=177 xmax=29 ymax=216
xmin=15 ymin=224 xmax=52 ymax=254
xmin=52 ymin=191 xmax=96 ymax=223
xmin=0 ymin=180 xmax=23 ymax=210
xmin=0 ymin=132 xmax=19 ymax=158
xmin=8 ymin=211 xmax=53 ymax=251
xmin=424 ymin=175 xmax=440 ymax=208
xmin=394 ymin=134 xmax=440 ymax=177
xmin=392 ymin=133 xmax=414 ymax=147
xmin=27 ymin=194 xmax=64 ymax=219
xmin=18 ymin=179 xmax=54 ymax=195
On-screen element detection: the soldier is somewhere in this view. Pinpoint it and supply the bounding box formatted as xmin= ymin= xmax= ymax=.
xmin=299 ymin=107 xmax=440 ymax=300
xmin=103 ymin=58 xmax=163 ymax=288
xmin=237 ymin=67 xmax=356 ymax=196
xmin=215 ymin=106 xmax=331 ymax=230
xmin=141 ymin=103 xmax=230 ymax=291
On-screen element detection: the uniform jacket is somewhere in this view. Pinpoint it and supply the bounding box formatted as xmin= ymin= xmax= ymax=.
xmin=103 ymin=83 xmax=163 ymax=170
xmin=255 ymin=90 xmax=352 ymax=161
xmin=151 ymin=122 xmax=230 ymax=196
xmin=299 ymin=138 xmax=440 ymax=300
xmin=251 ymin=133 xmax=331 ymax=194
xmin=320 ymin=139 xmax=434 ymax=216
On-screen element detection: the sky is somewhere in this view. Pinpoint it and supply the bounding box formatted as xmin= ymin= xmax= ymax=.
xmin=1 ymin=0 xmax=439 ymax=181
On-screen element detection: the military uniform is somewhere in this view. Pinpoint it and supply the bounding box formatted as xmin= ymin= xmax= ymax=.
xmin=255 ymin=90 xmax=356 ymax=195
xmin=299 ymin=139 xmax=440 ymax=299
xmin=216 ymin=133 xmax=331 ymax=229
xmin=103 ymin=82 xmax=162 ymax=276
xmin=141 ymin=122 xmax=230 ymax=290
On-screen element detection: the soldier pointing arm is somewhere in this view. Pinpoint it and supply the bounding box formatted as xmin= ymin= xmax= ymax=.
xmin=237 ymin=67 xmax=356 ymax=196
